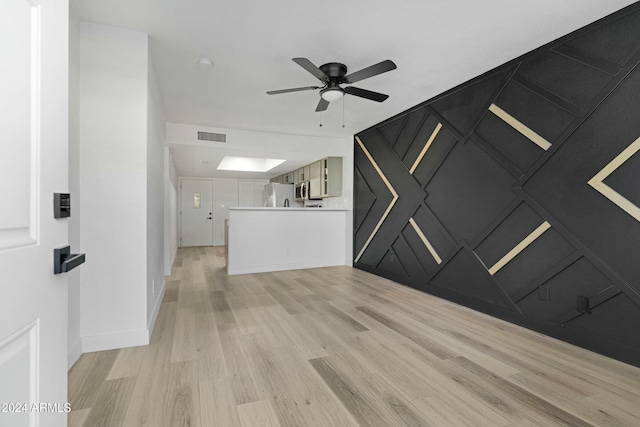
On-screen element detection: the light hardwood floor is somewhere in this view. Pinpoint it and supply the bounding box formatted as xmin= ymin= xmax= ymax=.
xmin=68 ymin=247 xmax=640 ymax=426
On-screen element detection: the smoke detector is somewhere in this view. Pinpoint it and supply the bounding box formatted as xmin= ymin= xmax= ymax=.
xmin=197 ymin=58 xmax=213 ymax=70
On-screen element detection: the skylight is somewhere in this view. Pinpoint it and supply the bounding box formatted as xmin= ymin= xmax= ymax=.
xmin=217 ymin=156 xmax=285 ymax=172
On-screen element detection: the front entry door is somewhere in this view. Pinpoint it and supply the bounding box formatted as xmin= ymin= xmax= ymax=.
xmin=180 ymin=179 xmax=214 ymax=246
xmin=0 ymin=0 xmax=70 ymax=426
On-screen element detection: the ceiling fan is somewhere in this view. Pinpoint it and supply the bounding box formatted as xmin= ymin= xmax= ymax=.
xmin=267 ymin=58 xmax=397 ymax=112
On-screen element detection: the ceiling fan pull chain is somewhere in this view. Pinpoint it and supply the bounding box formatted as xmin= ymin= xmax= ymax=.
xmin=342 ymin=96 xmax=345 ymax=128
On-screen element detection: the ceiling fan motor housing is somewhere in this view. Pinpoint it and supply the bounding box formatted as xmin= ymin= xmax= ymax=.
xmin=319 ymin=63 xmax=348 ymax=82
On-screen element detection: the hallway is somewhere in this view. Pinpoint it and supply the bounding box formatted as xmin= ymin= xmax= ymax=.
xmin=68 ymin=247 xmax=640 ymax=426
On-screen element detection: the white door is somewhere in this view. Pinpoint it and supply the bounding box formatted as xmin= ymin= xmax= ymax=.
xmin=180 ymin=179 xmax=213 ymax=246
xmin=0 ymin=0 xmax=70 ymax=426
xmin=212 ymin=178 xmax=239 ymax=246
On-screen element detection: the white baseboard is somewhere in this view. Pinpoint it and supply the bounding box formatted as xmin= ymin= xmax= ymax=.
xmin=227 ymin=258 xmax=346 ymax=275
xmin=147 ymin=279 xmax=166 ymax=338
xmin=165 ymin=246 xmax=177 ymax=276
xmin=82 ymin=328 xmax=150 ymax=353
xmin=67 ymin=337 xmax=82 ymax=370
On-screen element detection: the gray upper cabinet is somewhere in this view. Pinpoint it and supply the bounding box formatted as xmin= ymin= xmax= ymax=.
xmin=308 ymin=160 xmax=322 ymax=198
xmin=321 ymin=157 xmax=342 ymax=198
xmin=285 ymin=171 xmax=294 ymax=184
xmin=274 ymin=157 xmax=342 ymax=199
xmin=309 ymin=157 xmax=342 ymax=199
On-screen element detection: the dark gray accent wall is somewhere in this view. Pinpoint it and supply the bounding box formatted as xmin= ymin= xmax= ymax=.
xmin=354 ymin=3 xmax=640 ymax=367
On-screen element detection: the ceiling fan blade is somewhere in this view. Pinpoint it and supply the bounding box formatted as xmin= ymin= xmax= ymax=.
xmin=345 ymin=60 xmax=397 ymax=84
xmin=315 ymin=98 xmax=329 ymax=112
xmin=267 ymin=86 xmax=320 ymax=95
xmin=293 ymin=58 xmax=329 ymax=81
xmin=344 ymin=86 xmax=389 ymax=102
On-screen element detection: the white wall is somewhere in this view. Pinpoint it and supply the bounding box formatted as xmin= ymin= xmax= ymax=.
xmin=79 ymin=22 xmax=149 ymax=351
xmin=321 ymin=140 xmax=354 ymax=266
xmin=164 ymin=148 xmax=178 ymax=275
xmin=228 ymin=209 xmax=347 ymax=275
xmin=67 ymin=9 xmax=82 ymax=368
xmin=146 ymin=56 xmax=166 ymax=333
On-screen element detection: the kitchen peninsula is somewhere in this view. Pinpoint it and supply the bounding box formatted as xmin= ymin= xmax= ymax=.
xmin=226 ymin=207 xmax=350 ymax=275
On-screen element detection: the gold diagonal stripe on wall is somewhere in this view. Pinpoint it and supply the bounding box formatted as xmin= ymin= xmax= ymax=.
xmin=354 ymin=136 xmax=399 ymax=263
xmin=588 ymin=136 xmax=640 ymax=223
xmin=409 ymin=217 xmax=442 ymax=264
xmin=489 ymin=104 xmax=552 ymax=151
xmin=409 ymin=123 xmax=442 ymax=174
xmin=488 ymin=221 xmax=551 ymax=275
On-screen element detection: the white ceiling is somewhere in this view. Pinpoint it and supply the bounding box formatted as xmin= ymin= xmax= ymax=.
xmin=72 ymin=0 xmax=636 ymax=175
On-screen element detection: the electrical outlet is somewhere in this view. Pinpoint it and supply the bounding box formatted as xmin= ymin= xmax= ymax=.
xmin=577 ymin=295 xmax=591 ymax=314
xmin=538 ymin=286 xmax=551 ymax=302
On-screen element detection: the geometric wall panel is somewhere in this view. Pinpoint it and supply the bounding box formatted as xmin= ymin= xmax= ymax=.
xmin=564 ymin=10 xmax=640 ymax=68
xmin=391 ymin=108 xmax=430 ymax=161
xmin=377 ymin=246 xmax=409 ymax=279
xmin=526 ymin=64 xmax=640 ymax=297
xmin=474 ymin=111 xmax=545 ymax=174
xmin=488 ymin=104 xmax=552 ymax=151
xmin=492 ymin=226 xmax=576 ymax=298
xmin=516 ymin=257 xmax=615 ymax=322
xmin=410 ymin=124 xmax=457 ymax=187
xmin=390 ymin=234 xmax=430 ymax=283
xmin=430 ymin=247 xmax=513 ymax=310
xmin=430 ymin=67 xmax=514 ymax=136
xmin=355 ymin=3 xmax=640 ymax=367
xmin=410 ymin=205 xmax=456 ymax=263
xmin=589 ymin=136 xmax=640 ymax=222
xmin=354 ymin=168 xmax=377 ymax=234
xmin=424 ymin=140 xmax=518 ymax=243
xmin=564 ymin=293 xmax=640 ymax=349
xmin=602 ymin=147 xmax=640 ymax=208
xmin=493 ymin=80 xmax=575 ymax=145
xmin=400 ymin=222 xmax=439 ymax=277
xmin=475 ymin=202 xmax=545 ymax=269
xmin=515 ymin=50 xmax=615 ymax=110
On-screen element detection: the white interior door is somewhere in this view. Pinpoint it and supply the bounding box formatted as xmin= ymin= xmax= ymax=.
xmin=212 ymin=178 xmax=239 ymax=246
xmin=180 ymin=179 xmax=213 ymax=246
xmin=0 ymin=0 xmax=70 ymax=426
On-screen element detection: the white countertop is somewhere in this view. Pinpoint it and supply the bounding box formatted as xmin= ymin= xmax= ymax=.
xmin=229 ymin=207 xmax=351 ymax=211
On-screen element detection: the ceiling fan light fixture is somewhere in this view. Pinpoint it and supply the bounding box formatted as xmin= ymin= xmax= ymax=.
xmin=320 ymin=87 xmax=344 ymax=102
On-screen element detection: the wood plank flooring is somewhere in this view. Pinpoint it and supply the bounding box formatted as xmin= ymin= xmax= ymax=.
xmin=68 ymin=246 xmax=640 ymax=426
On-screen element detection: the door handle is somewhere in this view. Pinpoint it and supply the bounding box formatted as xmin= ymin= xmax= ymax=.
xmin=54 ymin=245 xmax=86 ymax=274
xmin=206 ymin=217 xmax=212 ymax=220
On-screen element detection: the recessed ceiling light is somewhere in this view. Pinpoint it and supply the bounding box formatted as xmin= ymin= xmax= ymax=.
xmin=197 ymin=58 xmax=213 ymax=70
xmin=217 ymin=156 xmax=285 ymax=172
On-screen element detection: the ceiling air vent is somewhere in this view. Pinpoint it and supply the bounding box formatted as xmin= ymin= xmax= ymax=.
xmin=197 ymin=131 xmax=226 ymax=143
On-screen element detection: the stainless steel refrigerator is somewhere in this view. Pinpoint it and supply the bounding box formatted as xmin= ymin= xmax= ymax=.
xmin=263 ymin=183 xmax=302 ymax=207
